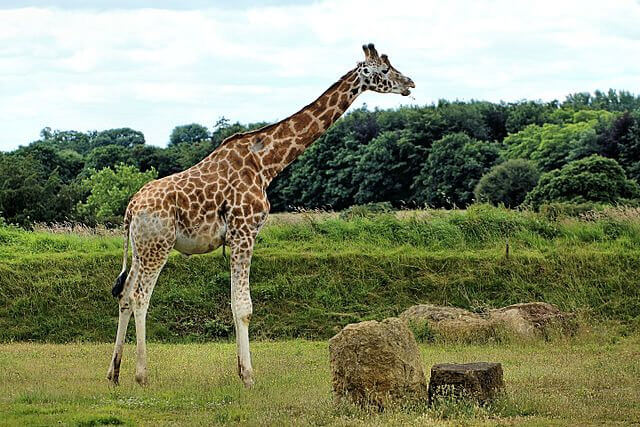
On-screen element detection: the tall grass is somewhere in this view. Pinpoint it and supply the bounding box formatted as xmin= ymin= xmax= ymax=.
xmin=1 ymin=205 xmax=639 ymax=343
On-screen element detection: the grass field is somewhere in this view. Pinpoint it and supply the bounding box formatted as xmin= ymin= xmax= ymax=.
xmin=1 ymin=331 xmax=639 ymax=426
xmin=2 ymin=205 xmax=640 ymax=424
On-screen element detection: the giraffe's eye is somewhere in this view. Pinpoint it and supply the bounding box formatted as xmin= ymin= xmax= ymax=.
xmin=382 ymin=68 xmax=389 ymax=74
xmin=363 ymin=68 xmax=369 ymax=74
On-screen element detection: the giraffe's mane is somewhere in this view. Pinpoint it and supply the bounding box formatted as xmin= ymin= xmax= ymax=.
xmin=216 ymin=67 xmax=358 ymax=149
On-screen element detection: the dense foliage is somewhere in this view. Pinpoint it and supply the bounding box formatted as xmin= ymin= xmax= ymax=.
xmin=524 ymin=155 xmax=640 ymax=209
xmin=2 ymin=89 xmax=640 ymax=225
xmin=76 ymin=164 xmax=158 ymax=224
xmin=474 ymin=159 xmax=540 ymax=207
xmin=412 ymin=133 xmax=500 ymax=208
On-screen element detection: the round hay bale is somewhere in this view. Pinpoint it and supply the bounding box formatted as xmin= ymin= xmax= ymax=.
xmin=489 ymin=302 xmax=578 ymax=338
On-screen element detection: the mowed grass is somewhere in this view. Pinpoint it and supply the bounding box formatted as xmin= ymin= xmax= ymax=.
xmin=1 ymin=331 xmax=639 ymax=426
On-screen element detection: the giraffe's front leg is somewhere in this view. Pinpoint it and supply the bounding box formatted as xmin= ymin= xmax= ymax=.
xmin=229 ymin=232 xmax=256 ymax=388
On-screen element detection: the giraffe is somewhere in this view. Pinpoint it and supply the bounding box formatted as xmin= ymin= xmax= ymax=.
xmin=106 ymin=43 xmax=415 ymax=388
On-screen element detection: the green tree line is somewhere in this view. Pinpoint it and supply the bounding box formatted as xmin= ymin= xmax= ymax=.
xmin=1 ymin=89 xmax=640 ymax=226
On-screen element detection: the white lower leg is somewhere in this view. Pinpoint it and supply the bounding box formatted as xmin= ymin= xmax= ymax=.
xmin=237 ymin=317 xmax=253 ymax=385
xmin=107 ymin=303 xmax=132 ymax=383
xmin=233 ymin=300 xmax=253 ymax=388
xmin=134 ymin=305 xmax=148 ymax=385
xmin=228 ymin=232 xmax=257 ymax=388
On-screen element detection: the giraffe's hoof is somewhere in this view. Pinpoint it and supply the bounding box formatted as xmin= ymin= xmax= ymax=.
xmin=106 ymin=370 xmax=119 ymax=385
xmin=135 ymin=373 xmax=148 ymax=386
xmin=242 ymin=376 xmax=254 ymax=389
xmin=238 ymin=365 xmax=254 ymax=389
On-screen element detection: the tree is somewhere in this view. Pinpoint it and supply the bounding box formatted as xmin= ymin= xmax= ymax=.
xmin=169 ymin=123 xmax=210 ymax=146
xmin=505 ymin=100 xmax=556 ymax=134
xmin=129 ymin=144 xmax=182 ymax=177
xmin=38 ymin=128 xmax=94 ymax=154
xmin=76 ymin=164 xmax=157 ymax=224
xmin=85 ymin=144 xmax=132 ymax=171
xmin=56 ymin=149 xmax=85 ymax=180
xmin=166 ymin=120 xmax=268 ymax=170
xmin=503 ymin=120 xmax=603 ymax=172
xmin=563 ymin=92 xmax=593 ymax=110
xmin=524 ymin=155 xmax=639 ymax=209
xmin=0 ymin=153 xmax=82 ymax=225
xmin=0 ymin=154 xmax=47 ymax=225
xmin=596 ymin=112 xmax=640 ymax=182
xmin=477 ymin=101 xmax=509 ymax=142
xmin=412 ymin=133 xmax=500 ymax=208
xmin=436 ymin=100 xmax=492 ymax=141
xmin=352 ymin=130 xmax=426 ymax=205
xmin=12 ymin=144 xmax=85 ymax=182
xmin=563 ymin=89 xmax=640 ymax=112
xmin=210 ymin=119 xmax=268 ymax=146
xmin=618 ymin=113 xmax=640 ymax=182
xmin=474 ymin=159 xmax=540 ymax=207
xmin=92 ymin=128 xmax=145 ymax=149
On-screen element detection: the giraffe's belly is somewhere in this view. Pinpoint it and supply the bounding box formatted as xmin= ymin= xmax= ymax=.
xmin=174 ymin=223 xmax=226 ymax=255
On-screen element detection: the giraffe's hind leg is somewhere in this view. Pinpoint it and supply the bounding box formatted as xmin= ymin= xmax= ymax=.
xmin=107 ymin=260 xmax=139 ymax=385
xmin=130 ymin=245 xmax=172 ymax=386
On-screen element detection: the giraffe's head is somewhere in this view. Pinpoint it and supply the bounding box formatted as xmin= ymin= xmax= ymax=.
xmin=358 ymin=43 xmax=415 ymax=96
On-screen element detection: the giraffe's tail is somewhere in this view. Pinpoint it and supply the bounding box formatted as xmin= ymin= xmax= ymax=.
xmin=112 ymin=216 xmax=131 ymax=298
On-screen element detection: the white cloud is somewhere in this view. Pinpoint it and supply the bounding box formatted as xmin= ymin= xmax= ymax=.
xmin=1 ymin=0 xmax=640 ymax=150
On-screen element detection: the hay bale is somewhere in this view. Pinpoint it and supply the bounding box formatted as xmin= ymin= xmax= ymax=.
xmin=400 ymin=304 xmax=494 ymax=342
xmin=401 ymin=302 xmax=577 ymax=342
xmin=428 ymin=362 xmax=504 ymax=404
xmin=489 ymin=302 xmax=577 ymax=338
xmin=329 ymin=317 xmax=427 ymax=408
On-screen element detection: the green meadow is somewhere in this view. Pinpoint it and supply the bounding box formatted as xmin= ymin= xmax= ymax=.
xmin=1 ymin=334 xmax=639 ymax=425
xmin=1 ymin=205 xmax=640 ymax=425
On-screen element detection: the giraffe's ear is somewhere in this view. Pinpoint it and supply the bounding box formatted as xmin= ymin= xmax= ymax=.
xmin=380 ymin=54 xmax=390 ymax=66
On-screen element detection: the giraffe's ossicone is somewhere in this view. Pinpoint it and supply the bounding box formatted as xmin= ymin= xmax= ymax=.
xmin=106 ymin=43 xmax=415 ymax=388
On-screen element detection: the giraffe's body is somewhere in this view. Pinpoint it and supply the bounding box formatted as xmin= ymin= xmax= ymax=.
xmin=107 ymin=44 xmax=414 ymax=387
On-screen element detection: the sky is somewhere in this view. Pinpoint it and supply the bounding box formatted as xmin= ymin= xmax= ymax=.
xmin=1 ymin=0 xmax=639 ymax=151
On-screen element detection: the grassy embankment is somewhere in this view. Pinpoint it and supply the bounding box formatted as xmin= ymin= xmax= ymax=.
xmin=1 ymin=205 xmax=640 ymax=343
xmin=1 ymin=334 xmax=639 ymax=425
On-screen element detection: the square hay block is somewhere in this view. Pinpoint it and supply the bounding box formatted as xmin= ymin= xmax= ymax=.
xmin=428 ymin=362 xmax=504 ymax=404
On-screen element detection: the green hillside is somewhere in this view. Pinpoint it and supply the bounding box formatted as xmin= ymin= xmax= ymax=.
xmin=2 ymin=205 xmax=639 ymax=343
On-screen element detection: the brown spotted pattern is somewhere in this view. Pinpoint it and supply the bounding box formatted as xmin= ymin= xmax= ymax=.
xmin=106 ymin=43 xmax=415 ymax=388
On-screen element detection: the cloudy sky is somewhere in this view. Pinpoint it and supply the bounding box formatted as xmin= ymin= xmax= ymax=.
xmin=1 ymin=0 xmax=639 ymax=151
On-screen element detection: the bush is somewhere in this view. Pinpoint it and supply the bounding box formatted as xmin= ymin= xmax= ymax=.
xmin=339 ymin=202 xmax=394 ymax=219
xmin=525 ymin=155 xmax=640 ymax=209
xmin=412 ymin=133 xmax=500 ymax=208
xmin=538 ymin=202 xmax=606 ymax=220
xmin=76 ymin=164 xmax=157 ymax=224
xmin=474 ymin=159 xmax=540 ymax=208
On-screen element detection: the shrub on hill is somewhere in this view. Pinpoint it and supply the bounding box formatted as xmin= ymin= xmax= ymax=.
xmin=412 ymin=133 xmax=500 ymax=208
xmin=76 ymin=164 xmax=157 ymax=224
xmin=474 ymin=159 xmax=540 ymax=208
xmin=524 ymin=155 xmax=640 ymax=209
xmin=339 ymin=202 xmax=394 ymax=219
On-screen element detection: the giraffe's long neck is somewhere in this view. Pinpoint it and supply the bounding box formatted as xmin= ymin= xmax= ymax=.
xmin=253 ymin=67 xmax=363 ymax=185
